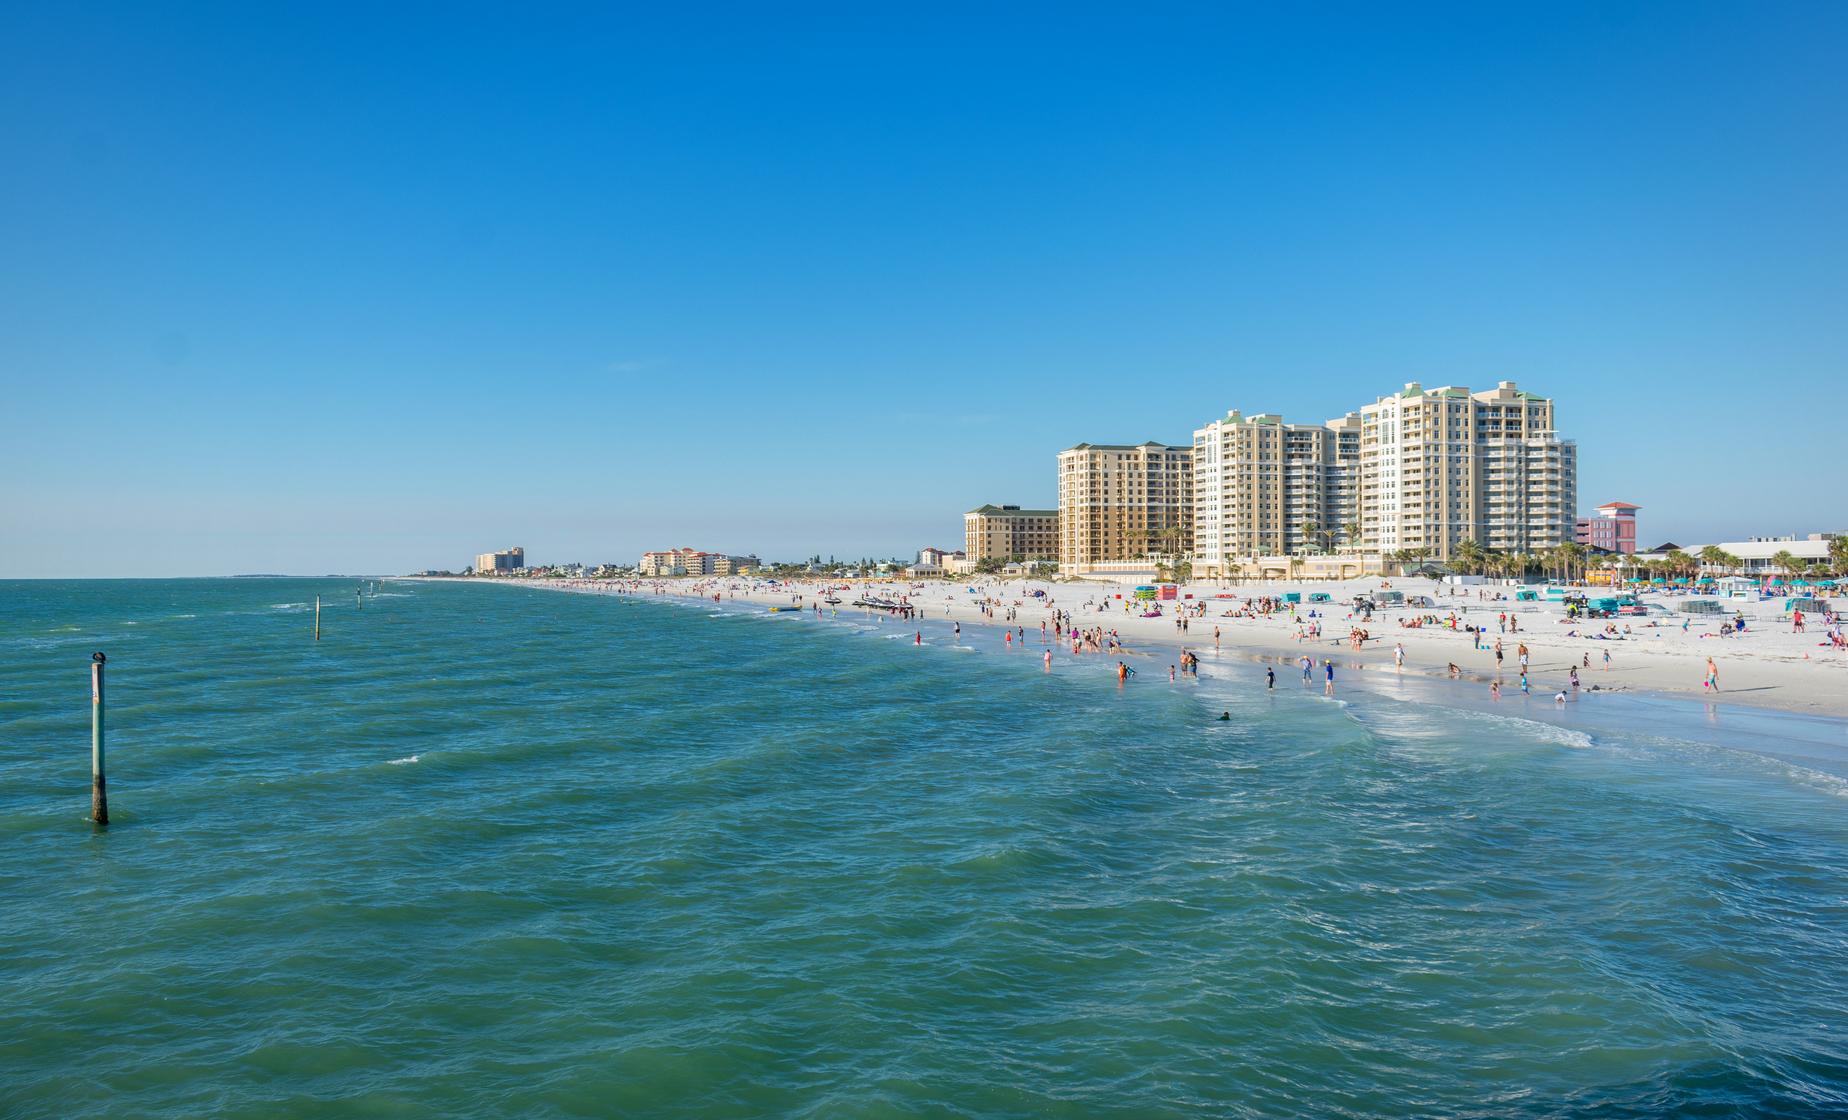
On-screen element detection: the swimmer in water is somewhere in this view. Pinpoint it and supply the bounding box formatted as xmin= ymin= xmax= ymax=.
xmin=1217 ymin=711 xmax=1231 ymax=721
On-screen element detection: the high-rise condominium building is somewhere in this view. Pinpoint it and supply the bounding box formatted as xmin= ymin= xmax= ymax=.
xmin=963 ymin=504 xmax=1059 ymax=562
xmin=475 ymin=547 xmax=525 ymax=572
xmin=1191 ymin=411 xmax=1361 ymax=579
xmin=1056 ymin=442 xmax=1193 ymax=573
xmin=1359 ymin=381 xmax=1576 ymax=561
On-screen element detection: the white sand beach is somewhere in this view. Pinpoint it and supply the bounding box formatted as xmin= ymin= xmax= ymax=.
xmin=496 ymin=574 xmax=1848 ymax=721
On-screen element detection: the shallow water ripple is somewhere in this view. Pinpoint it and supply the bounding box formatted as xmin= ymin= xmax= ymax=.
xmin=2 ymin=579 xmax=1846 ymax=1118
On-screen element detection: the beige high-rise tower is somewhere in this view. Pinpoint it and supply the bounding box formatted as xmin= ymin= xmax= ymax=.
xmin=1191 ymin=411 xmax=1361 ymax=579
xmin=1056 ymin=442 xmax=1192 ymax=575
xmin=1359 ymin=380 xmax=1576 ymax=561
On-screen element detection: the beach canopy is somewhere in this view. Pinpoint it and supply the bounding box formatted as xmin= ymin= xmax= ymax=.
xmin=1820 ymin=579 xmax=1838 ymax=586
xmin=1792 ymin=579 xmax=1811 ymax=586
xmin=1696 ymin=577 xmax=1715 ymax=583
xmin=1650 ymin=577 xmax=1666 ymax=583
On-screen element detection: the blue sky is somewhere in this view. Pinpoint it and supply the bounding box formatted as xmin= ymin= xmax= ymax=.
xmin=3 ymin=3 xmax=1844 ymax=576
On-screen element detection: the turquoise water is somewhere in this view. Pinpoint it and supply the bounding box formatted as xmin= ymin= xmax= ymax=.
xmin=4 ymin=578 xmax=1846 ymax=1118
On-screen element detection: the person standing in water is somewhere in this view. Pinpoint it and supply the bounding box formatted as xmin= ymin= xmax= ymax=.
xmin=1266 ymin=666 xmax=1275 ymax=690
xmin=1323 ymin=660 xmax=1336 ymax=697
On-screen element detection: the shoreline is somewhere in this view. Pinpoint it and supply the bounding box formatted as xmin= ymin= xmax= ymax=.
xmin=414 ymin=574 xmax=1848 ymax=724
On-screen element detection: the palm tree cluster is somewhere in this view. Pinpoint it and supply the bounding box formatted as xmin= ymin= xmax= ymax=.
xmin=1393 ymin=539 xmax=1592 ymax=582
xmin=1588 ymin=546 xmax=1843 ymax=583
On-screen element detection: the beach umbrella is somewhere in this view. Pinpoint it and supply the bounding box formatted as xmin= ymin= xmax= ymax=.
xmin=1820 ymin=579 xmax=1838 ymax=586
xmin=1650 ymin=577 xmax=1665 ymax=583
xmin=1771 ymin=577 xmax=1786 ymax=585
xmin=1697 ymin=577 xmax=1715 ymax=584
xmin=1793 ymin=579 xmax=1811 ymax=586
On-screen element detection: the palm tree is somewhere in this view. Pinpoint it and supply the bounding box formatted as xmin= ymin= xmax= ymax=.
xmin=1149 ymin=523 xmax=1185 ymax=564
xmin=1455 ymin=538 xmax=1485 ymax=576
xmin=1298 ymin=521 xmax=1321 ymax=556
xmin=1770 ymin=549 xmax=1799 ymax=581
xmin=1559 ymin=542 xmax=1587 ymax=583
xmin=1698 ymin=545 xmax=1729 ymax=576
xmin=1832 ymin=535 xmax=1848 ymax=577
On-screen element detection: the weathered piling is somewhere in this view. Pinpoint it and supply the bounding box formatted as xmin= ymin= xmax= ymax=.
xmin=314 ymin=596 xmax=322 ymax=641
xmin=90 ymin=652 xmax=108 ymax=826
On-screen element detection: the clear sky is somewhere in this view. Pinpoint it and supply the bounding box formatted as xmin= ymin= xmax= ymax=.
xmin=3 ymin=3 xmax=1844 ymax=576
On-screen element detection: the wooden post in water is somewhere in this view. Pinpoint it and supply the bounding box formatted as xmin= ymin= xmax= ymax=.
xmin=90 ymin=652 xmax=108 ymax=826
xmin=314 ymin=596 xmax=322 ymax=641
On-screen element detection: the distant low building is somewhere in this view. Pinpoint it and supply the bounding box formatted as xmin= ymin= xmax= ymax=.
xmin=1681 ymin=534 xmax=1839 ymax=575
xmin=475 ymin=547 xmax=525 ymax=573
xmin=713 ymin=554 xmax=760 ymax=575
xmin=640 ymin=547 xmax=759 ymax=577
xmin=1576 ymin=501 xmax=1640 ymax=554
xmin=917 ymin=546 xmax=966 ymax=567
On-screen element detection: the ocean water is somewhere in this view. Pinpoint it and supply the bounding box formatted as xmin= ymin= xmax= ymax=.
xmin=3 ymin=578 xmax=1846 ymax=1119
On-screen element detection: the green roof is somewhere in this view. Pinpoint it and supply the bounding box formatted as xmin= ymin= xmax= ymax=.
xmin=967 ymin=504 xmax=1057 ymax=517
xmin=1063 ymin=441 xmax=1187 ymax=451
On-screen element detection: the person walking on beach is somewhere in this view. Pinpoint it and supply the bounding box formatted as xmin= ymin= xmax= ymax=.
xmin=1705 ymin=656 xmax=1719 ymax=692
xmin=1394 ymin=642 xmax=1405 ymax=671
xmin=1494 ymin=639 xmax=1504 ymax=672
xmin=1602 ymin=649 xmax=1612 ymax=671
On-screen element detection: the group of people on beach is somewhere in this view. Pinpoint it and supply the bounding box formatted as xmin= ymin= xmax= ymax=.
xmin=559 ymin=571 xmax=1848 ymax=719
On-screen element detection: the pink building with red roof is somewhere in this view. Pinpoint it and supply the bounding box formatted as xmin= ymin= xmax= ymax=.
xmin=1575 ymin=501 xmax=1640 ymax=554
